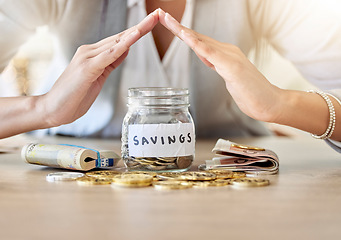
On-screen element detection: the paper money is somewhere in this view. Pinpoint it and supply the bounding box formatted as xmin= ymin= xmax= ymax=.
xmin=22 ymin=143 xmax=120 ymax=171
xmin=202 ymin=139 xmax=279 ymax=174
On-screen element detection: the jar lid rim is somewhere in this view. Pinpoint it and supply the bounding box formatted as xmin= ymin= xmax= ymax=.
xmin=128 ymin=87 xmax=189 ymax=96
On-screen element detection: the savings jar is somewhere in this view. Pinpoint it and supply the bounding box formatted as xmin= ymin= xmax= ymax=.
xmin=121 ymin=87 xmax=195 ymax=172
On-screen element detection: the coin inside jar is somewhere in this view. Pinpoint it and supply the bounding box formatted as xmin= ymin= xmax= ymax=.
xmin=176 ymin=156 xmax=193 ymax=169
xmin=126 ymin=155 xmax=193 ymax=172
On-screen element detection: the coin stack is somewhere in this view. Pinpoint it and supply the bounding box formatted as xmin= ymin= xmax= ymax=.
xmin=126 ymin=156 xmax=193 ymax=171
xmin=46 ymin=169 xmax=270 ymax=190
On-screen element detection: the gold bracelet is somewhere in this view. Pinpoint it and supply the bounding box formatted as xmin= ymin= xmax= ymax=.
xmin=307 ymin=90 xmax=336 ymax=139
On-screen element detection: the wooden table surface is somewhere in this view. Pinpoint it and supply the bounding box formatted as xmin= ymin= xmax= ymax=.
xmin=0 ymin=135 xmax=340 ymax=240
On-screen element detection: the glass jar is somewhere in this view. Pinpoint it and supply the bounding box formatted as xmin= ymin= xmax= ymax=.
xmin=121 ymin=87 xmax=195 ymax=172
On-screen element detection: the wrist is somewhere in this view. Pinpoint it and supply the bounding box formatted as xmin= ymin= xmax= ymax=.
xmin=270 ymin=89 xmax=299 ymax=125
xmin=251 ymin=86 xmax=288 ymax=124
xmin=33 ymin=94 xmax=56 ymax=129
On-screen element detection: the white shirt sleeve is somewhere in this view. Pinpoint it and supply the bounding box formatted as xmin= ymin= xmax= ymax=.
xmin=250 ymin=0 xmax=341 ymax=153
xmin=0 ymin=0 xmax=63 ymax=72
xmin=250 ymin=0 xmax=341 ymax=90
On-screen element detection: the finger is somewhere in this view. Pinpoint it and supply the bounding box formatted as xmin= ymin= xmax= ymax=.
xmin=104 ymin=49 xmax=129 ymax=76
xmin=158 ymin=9 xmax=186 ymax=39
xmin=88 ymin=33 xmax=136 ymax=72
xmin=159 ymin=9 xmax=215 ymax=44
xmin=197 ymin=54 xmax=215 ymax=70
xmin=80 ymin=50 xmax=129 ymax=114
xmin=89 ymin=9 xmax=159 ymax=56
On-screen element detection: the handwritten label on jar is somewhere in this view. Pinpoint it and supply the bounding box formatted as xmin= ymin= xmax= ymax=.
xmin=128 ymin=123 xmax=195 ymax=157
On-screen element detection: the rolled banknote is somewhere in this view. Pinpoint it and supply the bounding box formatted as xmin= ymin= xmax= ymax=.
xmin=21 ymin=143 xmax=120 ymax=171
xmin=203 ymin=139 xmax=279 ymax=174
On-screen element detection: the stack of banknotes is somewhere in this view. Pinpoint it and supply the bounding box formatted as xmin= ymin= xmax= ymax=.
xmin=200 ymin=139 xmax=279 ymax=175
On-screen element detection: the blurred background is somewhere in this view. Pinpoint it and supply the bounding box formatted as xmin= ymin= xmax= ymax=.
xmin=0 ymin=25 xmax=315 ymax=137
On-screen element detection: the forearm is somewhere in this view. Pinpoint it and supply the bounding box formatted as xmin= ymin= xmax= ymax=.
xmin=0 ymin=96 xmax=49 ymax=138
xmin=273 ymin=89 xmax=341 ymax=141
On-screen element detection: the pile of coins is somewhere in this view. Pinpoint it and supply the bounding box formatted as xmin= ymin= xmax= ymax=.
xmin=46 ymin=169 xmax=270 ymax=190
xmin=126 ymin=156 xmax=193 ymax=171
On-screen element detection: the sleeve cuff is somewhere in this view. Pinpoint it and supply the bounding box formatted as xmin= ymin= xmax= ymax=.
xmin=325 ymin=139 xmax=341 ymax=153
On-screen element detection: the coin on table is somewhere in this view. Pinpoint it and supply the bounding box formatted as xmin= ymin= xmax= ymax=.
xmin=179 ymin=171 xmax=216 ymax=181
xmin=192 ymin=179 xmax=231 ymax=188
xmin=153 ymin=181 xmax=193 ymax=190
xmin=232 ymin=172 xmax=247 ymax=179
xmin=156 ymin=172 xmax=183 ymax=181
xmin=46 ymin=172 xmax=85 ymax=182
xmin=231 ymin=178 xmax=270 ymax=188
xmin=192 ymin=181 xmax=211 ymax=188
xmin=76 ymin=176 xmax=113 ymax=186
xmin=112 ymin=173 xmax=153 ymax=188
xmin=113 ymin=173 xmax=153 ymax=184
xmin=112 ymin=181 xmax=152 ymax=188
xmin=204 ymin=169 xmax=234 ymax=179
xmin=197 ymin=164 xmax=208 ymax=171
xmin=231 ymin=143 xmax=265 ymax=151
xmin=123 ymin=171 xmax=157 ymax=177
xmin=85 ymin=170 xmax=121 ymax=178
xmin=214 ymin=179 xmax=232 ymax=186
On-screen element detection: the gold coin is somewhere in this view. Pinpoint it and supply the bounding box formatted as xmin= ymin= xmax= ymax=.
xmin=146 ymin=164 xmax=168 ymax=171
xmin=85 ymin=170 xmax=121 ymax=178
xmin=205 ymin=169 xmax=234 ymax=179
xmin=123 ymin=171 xmax=157 ymax=177
xmin=231 ymin=143 xmax=265 ymax=151
xmin=232 ymin=172 xmax=247 ymax=178
xmin=76 ymin=176 xmax=113 ymax=186
xmin=156 ymin=172 xmax=183 ymax=180
xmin=213 ymin=179 xmax=232 ymax=186
xmin=179 ymin=172 xmax=216 ymax=181
xmin=231 ymin=178 xmax=270 ymax=188
xmin=112 ymin=181 xmax=152 ymax=188
xmin=113 ymin=173 xmax=153 ymax=184
xmin=157 ymin=157 xmax=177 ymax=163
xmin=153 ymin=161 xmax=172 ymax=166
xmin=192 ymin=179 xmax=231 ymax=188
xmin=192 ymin=181 xmax=211 ymax=188
xmin=134 ymin=158 xmax=156 ymax=164
xmin=153 ymin=181 xmax=193 ymax=190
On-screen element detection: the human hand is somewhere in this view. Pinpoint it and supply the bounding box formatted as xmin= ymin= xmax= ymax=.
xmin=158 ymin=9 xmax=284 ymax=123
xmin=39 ymin=10 xmax=159 ymax=128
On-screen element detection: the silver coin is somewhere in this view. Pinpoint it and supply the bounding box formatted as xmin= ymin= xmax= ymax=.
xmin=198 ymin=164 xmax=207 ymax=171
xmin=46 ymin=172 xmax=85 ymax=182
